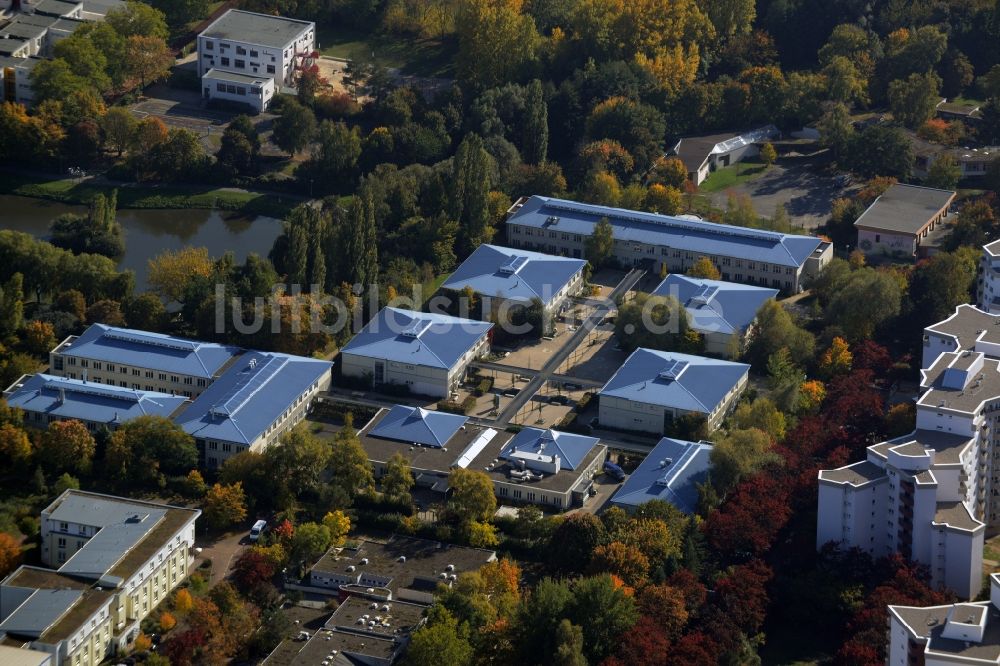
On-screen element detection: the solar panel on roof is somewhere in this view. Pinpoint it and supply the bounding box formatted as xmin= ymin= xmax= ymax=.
xmin=103 ymin=329 xmax=198 ymax=352
xmin=689 ymin=285 xmax=718 ymax=306
xmin=657 ymin=360 xmax=689 ymax=381
xmin=209 ymin=355 xmax=288 ymax=418
xmin=498 ymin=255 xmax=530 ymax=275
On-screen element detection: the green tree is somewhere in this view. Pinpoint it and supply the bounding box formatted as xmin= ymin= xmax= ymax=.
xmin=346 ymin=194 xmax=379 ymax=289
xmin=124 ymin=293 xmax=166 ymax=330
xmin=54 ymin=472 xmax=80 ymax=495
xmin=744 ymin=299 xmax=815 ymax=370
xmin=306 ymin=120 xmax=361 ymax=184
xmin=566 ymin=574 xmax=639 ymax=663
xmin=941 ymin=49 xmax=974 ymax=99
xmin=709 ymin=427 xmax=781 ymax=494
xmin=523 ymin=79 xmax=548 ymax=164
xmin=322 ymin=510 xmax=351 ymax=547
xmin=124 ymin=35 xmax=174 ymax=90
xmin=40 ymin=420 xmax=96 ymax=476
xmin=0 ymin=423 xmax=32 ymax=468
xmin=584 ymin=217 xmax=614 ymax=269
xmin=266 ymin=426 xmax=332 ymax=509
xmin=53 ymin=37 xmax=112 ymax=94
xmin=926 ymin=154 xmax=961 ymax=191
xmin=614 ymin=293 xmax=698 ymax=354
xmin=822 ymin=56 xmax=869 ymax=107
xmin=816 ymin=102 xmax=854 ymax=163
xmin=0 ymin=273 xmax=24 ymax=335
xmin=701 ymin=0 xmax=755 ymax=38
xmin=888 ymin=72 xmax=942 ymax=129
xmin=272 ymin=100 xmax=316 ymax=156
xmin=909 ymin=248 xmax=978 ymax=327
xmin=327 ymin=426 xmax=375 ymax=504
xmin=105 ymin=1 xmax=169 ymax=39
xmin=290 ymin=522 xmax=331 ymax=563
xmin=451 ymin=133 xmax=496 ymax=254
xmin=825 ymin=268 xmax=902 ymax=341
xmin=455 ymin=0 xmax=539 ymax=90
xmin=847 ymin=125 xmax=912 ymax=179
xmin=759 ymin=142 xmax=777 ymax=167
xmin=382 ymin=453 xmax=414 ymax=500
xmin=731 ymin=397 xmax=787 ymax=440
xmin=553 ymin=619 xmax=588 ymax=666
xmin=448 ymin=468 xmax=496 ymax=524
xmin=403 ymin=607 xmax=473 ymax=666
xmin=149 ymin=0 xmax=205 ymax=29
xmin=105 ymin=415 xmax=197 ymax=486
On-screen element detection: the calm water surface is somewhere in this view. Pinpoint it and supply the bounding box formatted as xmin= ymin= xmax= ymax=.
xmin=0 ymin=194 xmax=283 ymax=290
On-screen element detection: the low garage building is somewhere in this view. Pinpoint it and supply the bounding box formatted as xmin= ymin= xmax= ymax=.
xmin=854 ymin=183 xmax=956 ymax=258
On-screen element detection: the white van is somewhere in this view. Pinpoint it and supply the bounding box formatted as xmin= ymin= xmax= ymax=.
xmin=249 ymin=520 xmax=267 ymax=543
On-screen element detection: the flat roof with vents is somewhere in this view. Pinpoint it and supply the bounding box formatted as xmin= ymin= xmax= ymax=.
xmin=3 ymin=373 xmax=189 ymax=425
xmin=507 ymin=196 xmax=823 ymax=268
xmin=53 ymin=324 xmax=242 ymax=379
xmin=199 ymin=9 xmax=314 ymax=48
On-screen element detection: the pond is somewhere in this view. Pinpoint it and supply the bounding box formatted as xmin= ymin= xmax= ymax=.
xmin=0 ymin=195 xmax=284 ymax=291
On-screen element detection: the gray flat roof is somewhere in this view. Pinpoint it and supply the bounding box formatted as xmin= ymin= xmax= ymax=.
xmin=202 ymin=68 xmax=269 ymax=85
xmin=200 ymin=9 xmax=313 ymax=48
xmin=32 ymin=0 xmax=81 ymax=16
xmin=892 ymin=603 xmax=1000 ymax=661
xmin=819 ymin=460 xmax=886 ymax=486
xmin=934 ymin=501 xmax=983 ymax=532
xmin=926 ymin=304 xmax=1000 ymax=348
xmin=854 ymin=183 xmax=955 ymax=235
xmin=920 ymin=353 xmax=1000 ymax=416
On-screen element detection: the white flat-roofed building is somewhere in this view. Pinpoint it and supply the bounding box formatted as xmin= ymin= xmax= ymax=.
xmin=201 ymin=68 xmax=274 ymax=113
xmin=816 ymin=348 xmax=1000 ymax=599
xmin=0 ymin=491 xmax=199 ymax=665
xmin=888 ymin=573 xmax=1000 ymax=665
xmin=922 ymin=304 xmax=1000 ymax=368
xmin=980 ymin=240 xmax=1000 ymax=315
xmin=197 ymin=9 xmax=314 ymax=110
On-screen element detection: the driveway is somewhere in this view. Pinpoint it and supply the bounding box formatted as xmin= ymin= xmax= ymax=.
xmin=195 ymin=529 xmax=247 ymax=587
xmin=708 ymin=158 xmax=857 ymax=230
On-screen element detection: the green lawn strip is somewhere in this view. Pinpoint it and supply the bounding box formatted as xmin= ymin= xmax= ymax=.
xmin=0 ymin=173 xmax=298 ymax=218
xmin=420 ymin=273 xmax=448 ymax=305
xmin=698 ymin=160 xmax=768 ymax=193
xmin=316 ymin=24 xmax=454 ymax=78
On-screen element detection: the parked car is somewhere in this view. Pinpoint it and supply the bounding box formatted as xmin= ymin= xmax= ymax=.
xmin=249 ymin=519 xmax=267 ymax=543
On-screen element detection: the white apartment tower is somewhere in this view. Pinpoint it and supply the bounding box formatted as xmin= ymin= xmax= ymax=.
xmin=817 ymin=347 xmax=1000 ymax=599
xmin=980 ymin=239 xmax=1000 ymax=314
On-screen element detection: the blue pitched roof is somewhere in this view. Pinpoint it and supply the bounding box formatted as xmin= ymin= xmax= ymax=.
xmin=508 ymin=196 xmax=823 ymax=268
xmin=174 ymin=351 xmax=331 ymax=445
xmin=599 ymin=349 xmax=749 ymax=413
xmin=611 ymin=437 xmax=713 ymax=513
xmin=442 ymin=244 xmax=586 ymax=308
xmin=60 ymin=324 xmax=241 ymax=379
xmin=369 ymin=405 xmax=468 ymax=447
xmin=341 ymin=307 xmax=493 ymax=370
xmin=4 ymin=374 xmax=188 ymax=424
xmin=651 ymin=275 xmax=778 ymax=335
xmin=500 ymin=427 xmax=599 ymax=471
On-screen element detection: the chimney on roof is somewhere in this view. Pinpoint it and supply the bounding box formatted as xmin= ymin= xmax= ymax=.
xmin=58 ymin=388 xmax=65 ymax=404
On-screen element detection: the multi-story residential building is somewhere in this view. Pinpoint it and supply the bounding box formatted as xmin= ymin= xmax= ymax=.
xmin=49 ymin=324 xmax=242 ymax=399
xmin=853 ymin=183 xmax=955 ymax=258
xmin=980 ymin=239 xmax=1000 ymax=314
xmin=505 ymin=196 xmax=832 ymax=293
xmin=816 ymin=348 xmax=1000 ymax=599
xmin=651 ymin=275 xmax=778 ymax=356
xmin=888 ymin=572 xmax=1000 ymax=665
xmin=440 ymin=244 xmax=587 ymax=321
xmin=174 ymin=350 xmax=332 ymax=469
xmin=922 ymin=303 xmax=1000 ymax=368
xmin=341 ymin=308 xmax=492 ymax=399
xmin=3 ymin=373 xmax=188 ymax=432
xmin=197 ymin=9 xmax=314 ymax=112
xmin=598 ymin=349 xmax=749 ymax=434
xmin=0 ymin=491 xmax=199 ymax=665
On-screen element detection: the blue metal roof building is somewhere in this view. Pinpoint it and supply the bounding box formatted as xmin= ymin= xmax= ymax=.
xmin=51 ymin=324 xmax=241 ymax=380
xmin=507 ymin=196 xmax=823 ymax=268
xmin=610 ymin=438 xmax=714 ymax=513
xmin=174 ymin=351 xmax=331 ymax=456
xmin=342 ymin=308 xmax=493 ymax=371
xmin=598 ymin=349 xmax=749 ymax=433
xmin=442 ymin=244 xmax=586 ymax=311
xmin=3 ymin=374 xmax=188 ymax=429
xmin=500 ymin=427 xmax=600 ymax=472
xmin=368 ymin=405 xmax=468 ymax=447
xmin=651 ymin=275 xmax=777 ymax=355
xmin=340 ymin=308 xmax=493 ymax=398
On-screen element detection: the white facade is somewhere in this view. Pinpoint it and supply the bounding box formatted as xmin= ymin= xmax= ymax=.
xmin=980 ymin=240 xmax=1000 ymax=314
xmin=816 ymin=348 xmax=1000 ymax=599
xmin=888 ymin=573 xmax=1000 ymax=665
xmin=197 ymin=9 xmax=314 ymax=110
xmin=201 ymin=69 xmax=274 ymax=114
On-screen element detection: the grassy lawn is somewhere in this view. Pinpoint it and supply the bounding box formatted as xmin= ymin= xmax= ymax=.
xmin=0 ymin=172 xmax=300 ymax=218
xmin=698 ymin=159 xmax=768 ymax=193
xmin=316 ymin=24 xmax=455 ymax=78
xmin=950 ymin=95 xmax=984 ymax=106
xmin=420 ymin=273 xmax=448 ymax=304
